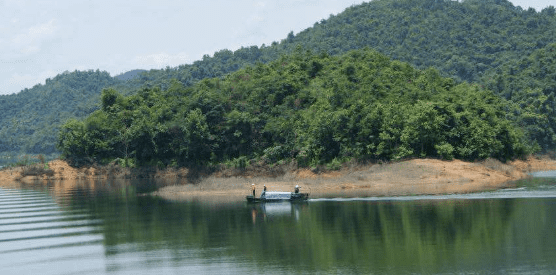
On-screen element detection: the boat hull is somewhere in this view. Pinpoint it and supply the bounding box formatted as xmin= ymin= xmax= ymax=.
xmin=246 ymin=192 xmax=309 ymax=203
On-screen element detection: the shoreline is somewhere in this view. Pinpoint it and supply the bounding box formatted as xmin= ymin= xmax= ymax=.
xmin=151 ymin=157 xmax=556 ymax=202
xmin=2 ymin=156 xmax=556 ymax=201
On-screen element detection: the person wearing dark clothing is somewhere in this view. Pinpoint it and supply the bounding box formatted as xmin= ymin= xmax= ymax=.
xmin=262 ymin=185 xmax=267 ymax=197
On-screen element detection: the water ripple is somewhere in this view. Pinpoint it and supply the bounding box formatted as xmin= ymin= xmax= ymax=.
xmin=0 ymin=187 xmax=105 ymax=275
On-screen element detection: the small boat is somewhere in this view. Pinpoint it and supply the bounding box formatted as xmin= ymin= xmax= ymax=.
xmin=246 ymin=191 xmax=309 ymax=203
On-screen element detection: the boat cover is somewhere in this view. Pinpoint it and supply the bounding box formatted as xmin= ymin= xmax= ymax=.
xmin=262 ymin=192 xmax=292 ymax=200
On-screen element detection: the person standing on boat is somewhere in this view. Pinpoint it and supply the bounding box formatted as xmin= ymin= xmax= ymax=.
xmin=295 ymin=185 xmax=300 ymax=194
xmin=262 ymin=185 xmax=267 ymax=196
xmin=252 ymin=184 xmax=256 ymax=197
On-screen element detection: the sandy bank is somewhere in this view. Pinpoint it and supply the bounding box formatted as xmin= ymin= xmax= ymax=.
xmin=152 ymin=157 xmax=556 ymax=201
xmin=3 ymin=156 xmax=556 ymax=201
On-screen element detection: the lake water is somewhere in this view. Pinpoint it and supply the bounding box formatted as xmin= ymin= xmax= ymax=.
xmin=1 ymin=178 xmax=556 ymax=274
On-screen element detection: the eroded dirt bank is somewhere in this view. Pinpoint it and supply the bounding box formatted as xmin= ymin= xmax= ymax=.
xmin=2 ymin=156 xmax=556 ymax=201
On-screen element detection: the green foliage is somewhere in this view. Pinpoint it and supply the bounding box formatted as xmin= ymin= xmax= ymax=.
xmin=289 ymin=0 xmax=556 ymax=83
xmin=226 ymin=156 xmax=249 ymax=169
xmin=101 ymin=88 xmax=124 ymax=112
xmin=57 ymin=119 xmax=90 ymax=165
xmin=483 ymin=43 xmax=556 ymax=152
xmin=58 ymin=49 xmax=531 ymax=167
xmin=263 ymin=145 xmax=290 ymax=164
xmin=435 ymin=143 xmax=455 ymax=160
xmin=326 ymin=158 xmax=343 ymax=171
xmin=177 ymin=108 xmax=212 ymax=163
xmin=0 ymin=70 xmax=119 ymax=156
xmin=117 ymin=158 xmax=136 ymax=168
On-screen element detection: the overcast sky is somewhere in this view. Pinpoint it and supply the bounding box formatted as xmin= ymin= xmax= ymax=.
xmin=0 ymin=0 xmax=552 ymax=95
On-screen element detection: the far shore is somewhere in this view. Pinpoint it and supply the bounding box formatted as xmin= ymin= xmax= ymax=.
xmin=2 ymin=156 xmax=556 ymax=202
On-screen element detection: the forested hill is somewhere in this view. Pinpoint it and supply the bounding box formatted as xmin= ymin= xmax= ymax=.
xmin=482 ymin=43 xmax=556 ymax=151
xmin=286 ymin=0 xmax=556 ymax=83
xmin=0 ymin=70 xmax=119 ymax=154
xmin=57 ymin=49 xmax=529 ymax=167
xmin=114 ymin=69 xmax=147 ymax=81
xmin=2 ymin=0 xmax=556 ymax=159
xmin=132 ymin=0 xmax=556 ymax=88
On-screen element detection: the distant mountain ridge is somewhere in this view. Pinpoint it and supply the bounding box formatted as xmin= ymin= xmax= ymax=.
xmin=1 ymin=0 xmax=556 ymax=157
xmin=0 ymin=70 xmax=119 ymax=154
xmin=114 ymin=0 xmax=556 ymax=90
xmin=114 ymin=69 xmax=147 ymax=81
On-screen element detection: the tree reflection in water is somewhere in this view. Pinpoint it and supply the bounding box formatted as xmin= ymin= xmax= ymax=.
xmin=52 ymin=180 xmax=556 ymax=274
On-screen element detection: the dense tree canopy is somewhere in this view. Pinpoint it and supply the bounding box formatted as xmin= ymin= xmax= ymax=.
xmin=288 ymin=0 xmax=556 ymax=83
xmin=0 ymin=70 xmax=119 ymax=155
xmin=57 ymin=49 xmax=530 ymax=167
xmin=483 ymin=43 xmax=556 ymax=152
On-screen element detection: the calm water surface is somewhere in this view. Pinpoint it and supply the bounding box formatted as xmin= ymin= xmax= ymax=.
xmin=1 ymin=177 xmax=556 ymax=274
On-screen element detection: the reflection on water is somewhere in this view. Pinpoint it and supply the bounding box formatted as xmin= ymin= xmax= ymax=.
xmin=250 ymin=202 xmax=306 ymax=224
xmin=530 ymin=170 xmax=556 ymax=177
xmin=0 ymin=188 xmax=105 ymax=275
xmin=1 ymin=179 xmax=556 ymax=274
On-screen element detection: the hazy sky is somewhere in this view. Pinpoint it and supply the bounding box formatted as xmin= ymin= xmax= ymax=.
xmin=0 ymin=0 xmax=552 ymax=95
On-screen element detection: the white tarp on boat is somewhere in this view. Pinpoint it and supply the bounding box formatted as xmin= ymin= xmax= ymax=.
xmin=262 ymin=192 xmax=291 ymax=200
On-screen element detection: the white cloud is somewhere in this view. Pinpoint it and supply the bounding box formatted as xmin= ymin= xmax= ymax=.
xmin=250 ymin=14 xmax=265 ymax=23
xmin=132 ymin=52 xmax=192 ymax=69
xmin=11 ymin=19 xmax=57 ymax=55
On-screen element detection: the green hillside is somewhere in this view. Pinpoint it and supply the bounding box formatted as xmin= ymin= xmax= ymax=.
xmin=57 ymin=49 xmax=529 ymax=167
xmin=288 ymin=0 xmax=556 ymax=83
xmin=483 ymin=43 xmax=556 ymax=151
xmin=129 ymin=0 xmax=556 ymax=88
xmin=0 ymin=70 xmax=119 ymax=155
